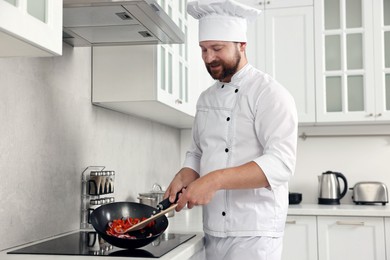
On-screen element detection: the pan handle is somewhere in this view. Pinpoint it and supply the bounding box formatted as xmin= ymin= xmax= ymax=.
xmin=156 ymin=192 xmax=181 ymax=212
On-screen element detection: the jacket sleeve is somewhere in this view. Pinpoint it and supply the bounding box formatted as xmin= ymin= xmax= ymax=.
xmin=252 ymin=81 xmax=298 ymax=189
xmin=182 ymin=95 xmax=205 ymax=174
xmin=182 ymin=132 xmax=202 ymax=174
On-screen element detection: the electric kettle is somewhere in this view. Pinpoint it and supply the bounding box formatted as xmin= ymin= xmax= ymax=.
xmin=318 ymin=171 xmax=348 ymax=205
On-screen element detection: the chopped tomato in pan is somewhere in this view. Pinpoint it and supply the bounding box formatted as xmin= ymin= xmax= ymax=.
xmin=106 ymin=217 xmax=155 ymax=239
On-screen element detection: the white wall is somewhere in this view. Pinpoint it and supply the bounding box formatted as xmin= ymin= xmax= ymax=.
xmin=0 ymin=45 xmax=181 ymax=251
xmin=181 ymin=125 xmax=390 ymax=205
xmin=293 ymin=125 xmax=390 ymax=204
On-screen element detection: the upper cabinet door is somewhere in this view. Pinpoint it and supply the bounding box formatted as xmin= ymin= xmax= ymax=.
xmin=314 ymin=0 xmax=390 ymax=123
xmin=264 ymin=6 xmax=315 ymax=123
xmin=373 ymin=0 xmax=390 ymax=121
xmin=157 ymin=0 xmax=191 ymax=114
xmin=246 ymin=1 xmax=316 ymax=124
xmin=0 ymin=0 xmax=62 ymax=57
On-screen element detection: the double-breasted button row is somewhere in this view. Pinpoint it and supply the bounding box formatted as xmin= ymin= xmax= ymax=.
xmin=220 ymin=84 xmax=239 ymax=94
xmin=219 ymin=85 xmax=237 ymax=154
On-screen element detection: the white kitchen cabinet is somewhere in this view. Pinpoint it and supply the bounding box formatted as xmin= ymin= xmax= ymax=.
xmin=163 ymin=0 xmax=214 ymax=120
xmin=315 ymin=0 xmax=390 ymax=123
xmin=92 ymin=0 xmax=208 ymax=129
xmin=244 ymin=1 xmax=316 ymax=123
xmin=317 ymin=216 xmax=386 ymax=260
xmin=185 ymin=4 xmax=214 ymax=116
xmin=0 ymin=0 xmax=62 ymax=57
xmin=281 ymin=215 xmax=318 ymax=260
xmin=373 ymin=0 xmax=390 ymax=122
xmin=92 ymin=43 xmax=195 ymax=128
xmin=157 ymin=0 xmax=191 ymax=112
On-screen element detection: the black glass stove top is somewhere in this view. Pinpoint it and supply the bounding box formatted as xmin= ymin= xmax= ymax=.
xmin=8 ymin=231 xmax=196 ymax=258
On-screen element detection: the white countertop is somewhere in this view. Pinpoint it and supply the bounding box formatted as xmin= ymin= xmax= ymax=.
xmin=288 ymin=203 xmax=390 ymax=217
xmin=0 ymin=207 xmax=205 ymax=260
xmin=4 ymin=203 xmax=388 ymax=259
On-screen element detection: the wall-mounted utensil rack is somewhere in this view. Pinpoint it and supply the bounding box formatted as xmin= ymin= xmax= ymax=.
xmin=81 ymin=166 xmax=115 ymax=229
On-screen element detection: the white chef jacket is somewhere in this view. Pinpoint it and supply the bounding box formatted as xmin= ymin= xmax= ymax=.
xmin=183 ymin=64 xmax=298 ymax=238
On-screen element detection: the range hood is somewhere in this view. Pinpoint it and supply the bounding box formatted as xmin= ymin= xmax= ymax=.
xmin=63 ymin=0 xmax=185 ymax=46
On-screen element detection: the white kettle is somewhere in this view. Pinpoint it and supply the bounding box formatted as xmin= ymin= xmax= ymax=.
xmin=318 ymin=171 xmax=348 ymax=205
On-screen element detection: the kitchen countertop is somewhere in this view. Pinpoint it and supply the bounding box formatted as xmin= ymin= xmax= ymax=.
xmin=4 ymin=203 xmax=389 ymax=259
xmin=288 ymin=203 xmax=390 ymax=217
xmin=0 ymin=207 xmax=205 ymax=260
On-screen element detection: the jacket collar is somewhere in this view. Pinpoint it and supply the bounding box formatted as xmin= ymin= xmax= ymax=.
xmin=216 ymin=63 xmax=252 ymax=87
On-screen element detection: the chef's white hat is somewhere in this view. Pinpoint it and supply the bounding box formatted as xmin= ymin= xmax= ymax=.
xmin=187 ymin=0 xmax=261 ymax=42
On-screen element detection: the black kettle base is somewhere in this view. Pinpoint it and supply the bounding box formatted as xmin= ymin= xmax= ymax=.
xmin=318 ymin=198 xmax=340 ymax=205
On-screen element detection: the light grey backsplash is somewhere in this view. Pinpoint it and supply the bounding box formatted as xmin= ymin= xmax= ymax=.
xmin=0 ymin=45 xmax=181 ymax=250
xmin=292 ymin=131 xmax=390 ymax=204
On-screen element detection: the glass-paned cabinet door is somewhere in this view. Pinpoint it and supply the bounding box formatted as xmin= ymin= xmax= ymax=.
xmin=0 ymin=0 xmax=62 ymax=56
xmin=158 ymin=45 xmax=174 ymax=95
xmin=373 ymin=0 xmax=390 ymax=121
xmin=315 ymin=0 xmax=375 ymax=122
xmin=27 ymin=0 xmax=47 ymax=22
xmin=177 ymin=10 xmax=189 ymax=105
xmin=175 ymin=0 xmax=189 ymax=110
xmin=156 ymin=0 xmax=191 ymax=113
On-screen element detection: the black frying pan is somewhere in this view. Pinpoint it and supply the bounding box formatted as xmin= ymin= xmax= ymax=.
xmin=90 ymin=201 xmax=168 ymax=249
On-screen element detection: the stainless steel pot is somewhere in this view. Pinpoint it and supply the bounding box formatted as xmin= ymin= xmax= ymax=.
xmin=137 ymin=194 xmax=158 ymax=207
xmin=138 ymin=184 xmax=174 ymax=217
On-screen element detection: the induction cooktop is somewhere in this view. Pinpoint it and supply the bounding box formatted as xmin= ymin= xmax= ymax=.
xmin=8 ymin=231 xmax=196 ymax=258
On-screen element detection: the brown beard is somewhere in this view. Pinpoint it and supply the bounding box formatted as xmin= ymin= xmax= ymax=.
xmin=205 ymin=48 xmax=241 ymax=82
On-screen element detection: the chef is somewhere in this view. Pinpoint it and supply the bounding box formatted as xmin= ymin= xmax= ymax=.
xmin=164 ymin=0 xmax=298 ymax=259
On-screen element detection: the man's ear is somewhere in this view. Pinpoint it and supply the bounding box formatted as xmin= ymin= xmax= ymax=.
xmin=239 ymin=42 xmax=247 ymax=52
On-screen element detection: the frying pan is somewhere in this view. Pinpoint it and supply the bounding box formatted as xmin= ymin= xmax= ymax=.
xmin=90 ymin=201 xmax=168 ymax=249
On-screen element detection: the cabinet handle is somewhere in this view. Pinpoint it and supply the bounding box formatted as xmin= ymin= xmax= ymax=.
xmin=366 ymin=113 xmax=374 ymax=117
xmin=266 ymin=1 xmax=270 ymax=4
xmin=285 ymin=220 xmax=297 ymax=224
xmin=376 ymin=113 xmax=382 ymax=117
xmin=258 ymin=1 xmax=263 ymax=5
xmin=336 ymin=221 xmax=365 ymax=226
xmin=175 ymin=99 xmax=183 ymax=105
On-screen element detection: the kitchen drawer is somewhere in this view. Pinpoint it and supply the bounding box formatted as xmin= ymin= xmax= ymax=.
xmin=282 ymin=215 xmax=317 ymax=260
xmin=317 ymin=216 xmax=386 ymax=260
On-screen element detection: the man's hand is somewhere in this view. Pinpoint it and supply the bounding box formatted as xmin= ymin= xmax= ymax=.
xmin=164 ymin=167 xmax=199 ymax=207
xmin=176 ymin=171 xmax=219 ymax=211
